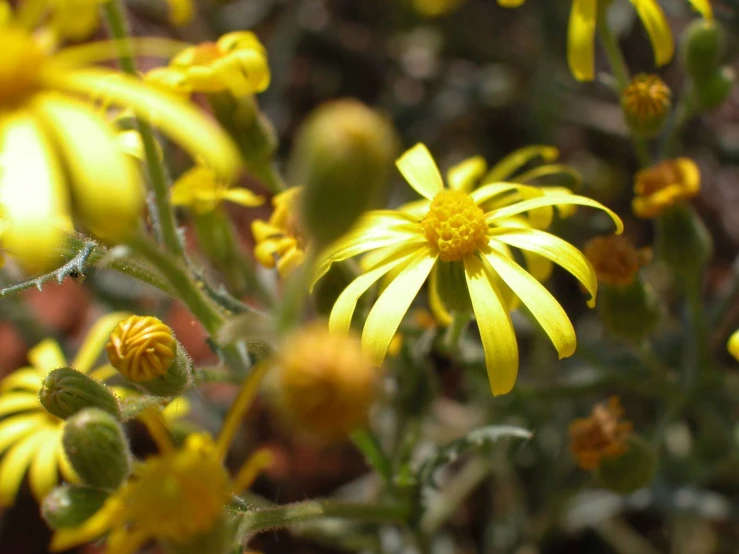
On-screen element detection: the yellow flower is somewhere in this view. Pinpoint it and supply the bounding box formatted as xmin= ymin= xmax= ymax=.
xmin=0 ymin=5 xmax=241 ymax=269
xmin=252 ymin=187 xmax=307 ymax=276
xmin=51 ymin=364 xmax=274 ymax=554
xmin=412 ymin=0 xmax=467 ymax=17
xmin=171 ymin=163 xmax=264 ymax=214
xmin=318 ymin=144 xmax=622 ymax=395
xmin=621 ymin=74 xmax=672 ymax=137
xmin=498 ymin=0 xmax=713 ymax=81
xmin=149 ymin=32 xmax=270 ymax=98
xmin=569 ymin=397 xmax=633 ymax=470
xmin=728 ymin=330 xmax=739 ymax=362
xmin=584 ymin=235 xmax=652 ymax=286
xmin=0 ymin=312 xmax=128 ymax=506
xmin=632 ymin=157 xmax=700 ymax=218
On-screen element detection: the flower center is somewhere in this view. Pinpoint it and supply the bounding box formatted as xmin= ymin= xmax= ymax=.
xmin=421 ymin=190 xmax=488 ymax=262
xmin=0 ymin=29 xmax=45 ymax=108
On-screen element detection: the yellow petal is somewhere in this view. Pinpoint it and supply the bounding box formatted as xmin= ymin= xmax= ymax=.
xmin=487 ymin=194 xmax=624 ymax=234
xmin=631 ymin=0 xmax=674 ymax=67
xmin=464 ymin=255 xmax=518 ymax=395
xmin=484 ymin=146 xmax=559 ymax=183
xmin=483 ymin=249 xmax=576 ymax=358
xmin=72 ymin=312 xmax=132 ymax=373
xmin=0 ymin=432 xmax=47 ymax=505
xmin=470 ymin=182 xmax=544 ymax=206
xmin=447 ymin=156 xmax=487 ymax=192
xmin=362 ymin=248 xmax=437 ymax=365
xmin=88 ymin=365 xmax=118 ymax=382
xmin=28 ymin=339 xmax=67 ymax=375
xmin=515 ymin=164 xmax=581 ymax=188
xmin=222 ymin=188 xmax=265 ymax=207
xmin=162 ymin=396 xmax=191 ymax=422
xmin=396 ymin=144 xmax=445 ymax=200
xmin=568 ymin=0 xmax=598 ymax=81
xmin=168 ymin=0 xmax=194 ymax=25
xmin=476 ymin=183 xmax=555 ymax=230
xmin=329 ymin=248 xmax=420 ymax=334
xmin=34 ymin=95 xmax=144 ymax=242
xmin=0 ymin=369 xmax=43 ymax=393
xmin=0 ymin=394 xmax=41 ymax=418
xmin=29 ymin=428 xmax=60 ymax=501
xmin=58 ymin=442 xmax=80 ymax=484
xmin=47 ymin=68 xmax=241 ymax=180
xmin=492 ymin=228 xmax=599 ymax=307
xmin=686 ymin=0 xmax=712 ymax=19
xmin=232 ymin=448 xmax=274 ymax=495
xmin=498 ymin=0 xmax=526 ymax=6
xmin=106 ymin=527 xmax=149 ymax=554
xmin=0 ymin=109 xmax=71 ymax=272
xmin=0 ymin=414 xmax=49 ymax=455
xmin=428 ymin=265 xmax=453 ymax=327
xmin=51 ymin=494 xmax=126 ymax=551
xmin=728 ymin=330 xmax=739 ymax=361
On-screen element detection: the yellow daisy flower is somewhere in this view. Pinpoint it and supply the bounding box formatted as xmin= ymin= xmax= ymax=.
xmin=0 ymin=312 xmax=129 ymax=506
xmin=0 ymin=4 xmax=240 ymax=270
xmin=498 ymin=0 xmax=713 ymax=81
xmin=318 ymin=144 xmax=622 ymax=395
xmin=50 ymin=364 xmax=273 ymax=554
xmin=252 ymin=187 xmax=307 ymax=276
xmin=171 ymin=163 xmax=264 ymax=215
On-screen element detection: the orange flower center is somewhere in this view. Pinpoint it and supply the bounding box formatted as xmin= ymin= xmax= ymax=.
xmin=421 ymin=190 xmax=488 ymax=262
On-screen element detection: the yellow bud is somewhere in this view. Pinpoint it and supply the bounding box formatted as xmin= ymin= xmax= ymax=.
xmin=632 ymin=158 xmax=700 ymax=219
xmin=621 ymin=74 xmax=671 ymax=138
xmin=272 ymin=323 xmax=378 ymax=441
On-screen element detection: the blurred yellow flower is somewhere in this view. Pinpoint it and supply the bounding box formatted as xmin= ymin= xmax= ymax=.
xmin=252 ymin=187 xmax=306 ymax=276
xmin=148 ymin=31 xmax=270 ymax=98
xmin=584 ymin=235 xmax=652 ymax=286
xmin=412 ymin=0 xmax=466 ymax=17
xmin=728 ymin=330 xmax=739 ymax=362
xmin=632 ymin=157 xmax=700 ymax=218
xmin=498 ymin=0 xmax=713 ymax=81
xmin=171 ymin=163 xmax=264 ymax=214
xmin=0 ymin=312 xmax=128 ymax=506
xmin=51 ymin=365 xmax=274 ymax=554
xmin=569 ymin=397 xmax=633 ymax=470
xmin=318 ymin=144 xmax=622 ymax=396
xmin=0 ymin=6 xmax=241 ymax=270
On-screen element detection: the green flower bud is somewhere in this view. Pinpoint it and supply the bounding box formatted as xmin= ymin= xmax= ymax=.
xmin=656 ymin=204 xmax=713 ymax=283
xmin=39 ymin=367 xmax=121 ymax=420
xmin=106 ymin=315 xmax=194 ymax=398
xmin=681 ymin=20 xmax=725 ymax=84
xmin=291 ymin=99 xmax=399 ymax=248
xmin=62 ymin=408 xmax=132 ymax=489
xmin=433 ymin=260 xmax=472 ymax=314
xmin=41 ymin=485 xmax=109 ymax=529
xmin=694 ymin=67 xmax=735 ymax=112
xmin=598 ymin=278 xmax=661 ymax=342
xmin=596 ymin=435 xmax=657 ymax=494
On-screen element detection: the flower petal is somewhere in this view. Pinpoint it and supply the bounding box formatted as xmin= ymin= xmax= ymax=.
xmin=464 ymin=255 xmax=518 ymax=395
xmin=222 ymin=188 xmax=265 ymax=207
xmin=29 ymin=428 xmax=60 ymax=501
xmin=428 ymin=265 xmax=453 ymax=327
xmin=0 ymin=432 xmax=47 ymax=506
xmin=51 ymin=494 xmax=127 ymax=551
xmin=72 ymin=313 xmax=131 ymax=373
xmin=0 ymin=370 xmax=43 ymax=393
xmin=396 ymin=144 xmax=445 ymax=200
xmin=447 ymin=156 xmax=487 ymax=192
xmin=492 ymin=228 xmax=599 ymax=307
xmin=686 ymin=0 xmax=712 ymax=19
xmin=28 ymin=339 xmax=67 ymax=375
xmin=329 ymin=248 xmax=420 ymax=334
xmin=484 ymin=146 xmax=559 ymax=182
xmin=631 ymin=0 xmax=674 ymax=67
xmin=0 ymin=394 xmax=41 ymax=418
xmin=362 ymin=248 xmax=438 ymax=365
xmin=483 ymin=249 xmax=576 ymax=358
xmin=568 ymin=0 xmax=598 ymax=81
xmin=0 ymin=414 xmax=49 ymax=455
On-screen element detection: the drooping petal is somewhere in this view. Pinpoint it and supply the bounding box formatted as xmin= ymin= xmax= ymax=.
xmin=221 ymin=188 xmax=265 ymax=207
xmin=487 ymin=194 xmax=624 ymax=234
xmin=483 ymin=249 xmax=576 ymax=358
xmin=483 ymin=146 xmax=559 ymax=182
xmin=686 ymin=0 xmax=712 ymax=19
xmin=29 ymin=428 xmax=60 ymax=501
xmin=51 ymin=494 xmax=127 ymax=552
xmin=428 ymin=265 xmax=453 ymax=327
xmin=58 ymin=441 xmax=80 ymax=484
xmin=515 ymin=164 xmax=581 ymax=188
xmin=0 ymin=414 xmax=49 ymax=455
xmin=0 ymin=394 xmax=41 ymax=418
xmin=475 ymin=183 xmax=555 ymax=230
xmin=72 ymin=313 xmax=131 ymax=373
xmin=329 ymin=248 xmax=420 ymax=334
xmin=0 ymin=370 xmax=43 ymax=392
xmin=28 ymin=339 xmax=67 ymax=375
xmin=464 ymin=255 xmax=518 ymax=395
xmin=491 ymin=228 xmax=599 ymax=307
xmin=447 ymin=156 xmax=487 ymax=192
xmin=396 ymin=144 xmax=445 ymax=200
xmin=46 ymin=68 xmax=241 ymax=179
xmin=0 ymin=432 xmax=46 ymax=505
xmin=567 ymin=0 xmax=598 ymax=81
xmin=631 ymin=0 xmax=674 ymax=67
xmin=471 ymin=182 xmax=544 ymax=206
xmin=362 ymin=248 xmax=438 ymax=365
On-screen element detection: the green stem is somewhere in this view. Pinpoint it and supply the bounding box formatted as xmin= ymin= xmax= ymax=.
xmin=684 ymin=279 xmax=710 ymax=389
xmin=660 ymin=88 xmax=695 ymax=159
xmin=597 ymin=12 xmax=651 ymax=168
xmin=236 ymin=500 xmax=409 ymax=539
xmin=441 ymin=313 xmax=469 ymax=354
xmin=102 ymin=0 xmax=184 ymax=257
xmin=350 ymin=428 xmax=393 ymax=486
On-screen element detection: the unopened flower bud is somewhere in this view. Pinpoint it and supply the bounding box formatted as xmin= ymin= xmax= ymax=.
xmin=42 ymin=485 xmax=109 ymax=529
xmin=621 ymin=74 xmax=671 ymax=138
xmin=681 ymin=19 xmax=725 ymax=84
xmin=694 ymin=66 xmax=735 ymax=112
xmin=596 ymin=435 xmax=657 ymax=494
xmin=106 ymin=316 xmax=193 ymax=398
xmin=39 ymin=367 xmax=121 ymax=420
xmin=271 ymin=323 xmax=378 ymax=441
xmin=290 ymin=99 xmax=399 ymax=248
xmin=656 ymin=204 xmax=713 ymax=282
xmin=62 ymin=408 xmax=132 ymax=489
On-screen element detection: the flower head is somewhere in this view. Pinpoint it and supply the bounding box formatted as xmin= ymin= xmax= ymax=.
xmin=584 ymin=235 xmax=652 ymax=286
xmin=632 ymin=158 xmax=700 ymax=218
xmin=252 ymin=187 xmax=307 ymax=276
xmin=0 ymin=6 xmax=240 ymax=269
xmin=318 ymin=144 xmax=622 ymax=395
xmin=106 ymin=316 xmax=177 ymax=383
xmin=0 ymin=312 xmax=128 ymax=505
xmin=171 ymin=163 xmax=264 ymax=214
xmin=621 ymin=74 xmax=672 ymax=138
xmin=569 ymin=397 xmax=633 ymax=470
xmin=498 ymin=0 xmax=713 ymax=81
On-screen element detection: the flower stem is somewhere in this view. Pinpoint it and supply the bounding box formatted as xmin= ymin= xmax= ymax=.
xmin=441 ymin=313 xmax=469 ymax=354
xmin=350 ymin=428 xmax=393 ymax=486
xmin=102 ymin=0 xmax=184 ymax=257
